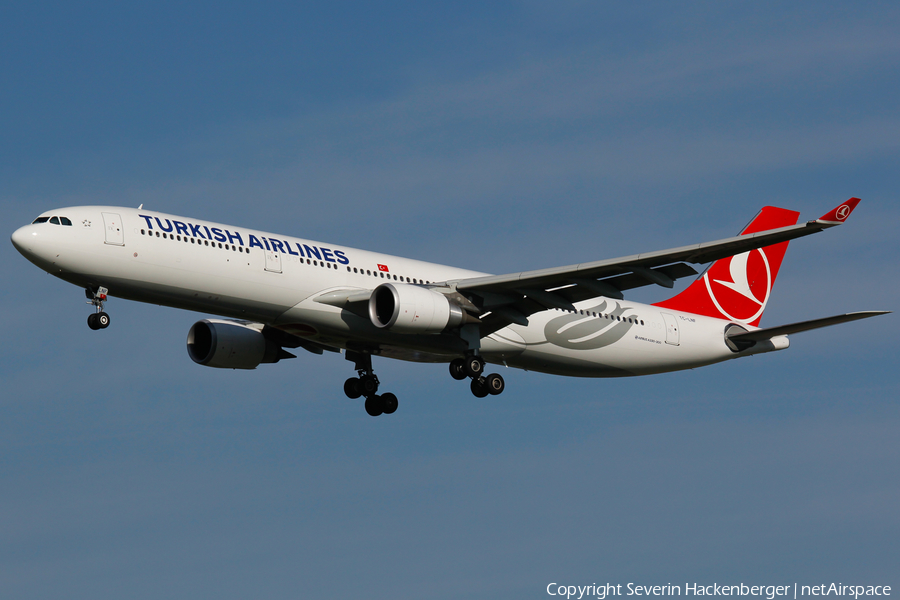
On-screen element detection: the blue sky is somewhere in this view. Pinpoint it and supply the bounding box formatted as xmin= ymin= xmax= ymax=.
xmin=2 ymin=3 xmax=898 ymax=598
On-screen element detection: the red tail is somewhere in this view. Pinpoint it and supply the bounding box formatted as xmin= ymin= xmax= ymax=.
xmin=653 ymin=206 xmax=800 ymax=326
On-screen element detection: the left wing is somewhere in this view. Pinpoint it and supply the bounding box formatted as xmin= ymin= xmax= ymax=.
xmin=442 ymin=199 xmax=860 ymax=335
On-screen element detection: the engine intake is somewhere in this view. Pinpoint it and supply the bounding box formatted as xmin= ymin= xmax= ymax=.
xmin=187 ymin=319 xmax=285 ymax=369
xmin=369 ymin=283 xmax=468 ymax=334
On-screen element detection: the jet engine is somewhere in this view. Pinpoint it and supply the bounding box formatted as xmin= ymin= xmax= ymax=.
xmin=369 ymin=283 xmax=470 ymax=334
xmin=187 ymin=319 xmax=288 ymax=369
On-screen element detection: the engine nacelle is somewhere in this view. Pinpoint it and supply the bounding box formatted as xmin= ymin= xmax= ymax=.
xmin=369 ymin=283 xmax=467 ymax=334
xmin=187 ymin=319 xmax=282 ymax=369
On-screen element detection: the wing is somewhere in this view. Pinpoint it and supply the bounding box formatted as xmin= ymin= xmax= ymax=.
xmin=442 ymin=200 xmax=861 ymax=335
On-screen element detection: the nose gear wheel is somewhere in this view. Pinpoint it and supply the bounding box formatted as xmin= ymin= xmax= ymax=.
xmin=85 ymin=287 xmax=111 ymax=330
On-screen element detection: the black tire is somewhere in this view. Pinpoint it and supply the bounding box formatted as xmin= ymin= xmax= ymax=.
xmin=485 ymin=373 xmax=505 ymax=395
xmin=360 ymin=374 xmax=379 ymax=396
xmin=470 ymin=377 xmax=489 ymax=398
xmin=365 ymin=395 xmax=383 ymax=417
xmin=87 ymin=313 xmax=100 ymax=330
xmin=344 ymin=377 xmax=362 ymax=399
xmin=449 ymin=358 xmax=467 ymax=381
xmin=381 ymin=392 xmax=398 ymax=415
xmin=464 ymin=356 xmax=485 ymax=378
xmin=97 ymin=312 xmax=110 ymax=329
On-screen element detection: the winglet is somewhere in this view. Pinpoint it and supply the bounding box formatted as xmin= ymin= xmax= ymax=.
xmin=818 ymin=198 xmax=860 ymax=224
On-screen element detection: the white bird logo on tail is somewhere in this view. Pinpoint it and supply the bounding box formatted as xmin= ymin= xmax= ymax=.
xmin=703 ymin=248 xmax=772 ymax=324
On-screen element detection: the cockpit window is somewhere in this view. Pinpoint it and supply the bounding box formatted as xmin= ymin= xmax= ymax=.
xmin=32 ymin=217 xmax=50 ymax=224
xmin=50 ymin=216 xmax=60 ymax=224
xmin=60 ymin=217 xmax=72 ymax=226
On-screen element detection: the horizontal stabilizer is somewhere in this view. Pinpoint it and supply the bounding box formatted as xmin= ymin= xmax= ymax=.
xmin=726 ymin=311 xmax=890 ymax=342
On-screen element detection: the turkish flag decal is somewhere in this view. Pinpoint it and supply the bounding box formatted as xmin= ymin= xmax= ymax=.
xmin=377 ymin=264 xmax=389 ymax=272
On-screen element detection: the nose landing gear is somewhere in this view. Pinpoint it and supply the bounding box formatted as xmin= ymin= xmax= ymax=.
xmin=86 ymin=287 xmax=110 ymax=330
xmin=344 ymin=350 xmax=399 ymax=417
xmin=450 ymin=355 xmax=505 ymax=398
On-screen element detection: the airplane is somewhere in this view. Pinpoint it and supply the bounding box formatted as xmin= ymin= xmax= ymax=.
xmin=10 ymin=198 xmax=888 ymax=417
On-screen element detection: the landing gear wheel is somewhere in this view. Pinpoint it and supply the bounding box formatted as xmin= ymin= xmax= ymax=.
xmin=449 ymin=358 xmax=467 ymax=381
xmin=464 ymin=356 xmax=485 ymax=378
xmin=470 ymin=377 xmax=489 ymax=398
xmin=344 ymin=377 xmax=362 ymax=399
xmin=484 ymin=373 xmax=505 ymax=395
xmin=381 ymin=393 xmax=398 ymax=415
xmin=365 ymin=395 xmax=384 ymax=417
xmin=97 ymin=312 xmax=110 ymax=329
xmin=87 ymin=313 xmax=100 ymax=330
xmin=359 ymin=374 xmax=379 ymax=396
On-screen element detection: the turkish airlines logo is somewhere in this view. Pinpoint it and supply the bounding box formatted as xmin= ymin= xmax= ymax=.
xmin=703 ymin=249 xmax=772 ymax=324
xmin=835 ymin=204 xmax=851 ymax=221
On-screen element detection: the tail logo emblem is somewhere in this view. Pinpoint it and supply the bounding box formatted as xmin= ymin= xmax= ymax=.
xmin=835 ymin=204 xmax=851 ymax=221
xmin=703 ymin=248 xmax=772 ymax=324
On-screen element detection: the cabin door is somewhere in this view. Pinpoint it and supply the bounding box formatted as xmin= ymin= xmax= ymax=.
xmin=264 ymin=248 xmax=282 ymax=273
xmin=101 ymin=212 xmax=124 ymax=245
xmin=661 ymin=312 xmax=680 ymax=346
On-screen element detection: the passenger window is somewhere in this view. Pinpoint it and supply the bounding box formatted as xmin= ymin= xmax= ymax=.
xmin=32 ymin=217 xmax=50 ymax=224
xmin=50 ymin=216 xmax=60 ymax=225
xmin=60 ymin=217 xmax=72 ymax=226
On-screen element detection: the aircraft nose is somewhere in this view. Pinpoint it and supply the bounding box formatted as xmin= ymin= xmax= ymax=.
xmin=11 ymin=224 xmax=52 ymax=265
xmin=10 ymin=225 xmax=32 ymax=254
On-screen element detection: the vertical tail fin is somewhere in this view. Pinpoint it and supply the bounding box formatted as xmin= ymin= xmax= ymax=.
xmin=653 ymin=206 xmax=800 ymax=326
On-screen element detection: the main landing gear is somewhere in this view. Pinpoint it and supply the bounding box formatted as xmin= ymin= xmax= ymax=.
xmin=86 ymin=287 xmax=111 ymax=330
xmin=449 ymin=355 xmax=505 ymax=398
xmin=344 ymin=350 xmax=398 ymax=417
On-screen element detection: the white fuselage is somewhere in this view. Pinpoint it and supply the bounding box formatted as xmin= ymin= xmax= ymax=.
xmin=11 ymin=206 xmax=787 ymax=377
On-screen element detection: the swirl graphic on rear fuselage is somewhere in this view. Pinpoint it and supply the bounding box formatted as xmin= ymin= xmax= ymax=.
xmin=544 ymin=300 xmax=636 ymax=350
